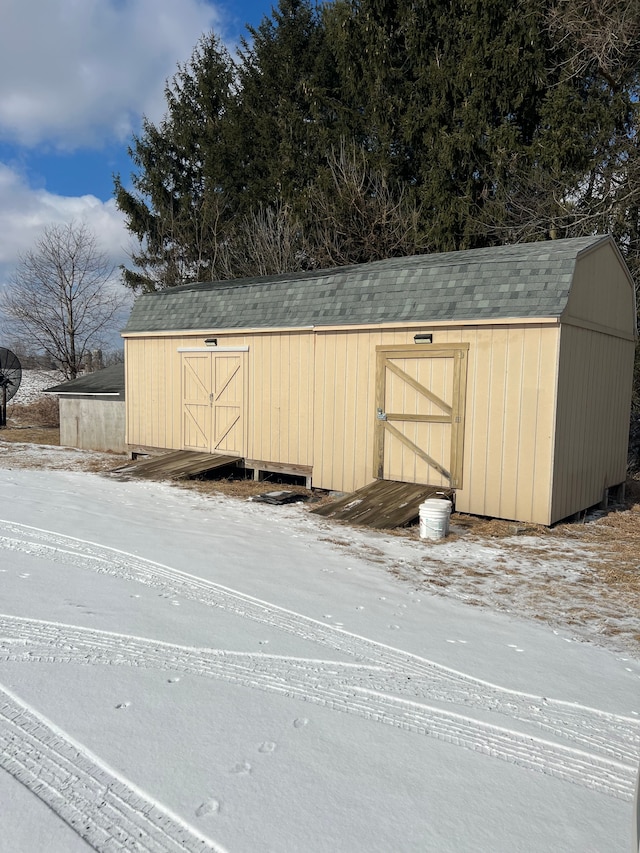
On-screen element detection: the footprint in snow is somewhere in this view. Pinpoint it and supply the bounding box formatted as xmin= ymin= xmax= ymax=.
xmin=230 ymin=761 xmax=252 ymax=775
xmin=115 ymin=702 xmax=131 ymax=710
xmin=293 ymin=717 xmax=308 ymax=729
xmin=195 ymin=799 xmax=220 ymax=818
xmin=258 ymin=741 xmax=276 ymax=754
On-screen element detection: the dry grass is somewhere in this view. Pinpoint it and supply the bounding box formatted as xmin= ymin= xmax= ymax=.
xmin=553 ymin=502 xmax=640 ymax=598
xmin=7 ymin=397 xmax=60 ymax=428
xmin=449 ymin=514 xmax=551 ymax=539
xmin=427 ymin=476 xmax=640 ymax=601
xmin=0 ymin=426 xmax=60 ymax=445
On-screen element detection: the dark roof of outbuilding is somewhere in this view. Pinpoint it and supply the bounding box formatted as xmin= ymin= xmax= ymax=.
xmin=45 ymin=363 xmax=125 ymax=395
xmin=123 ymin=235 xmax=609 ymax=334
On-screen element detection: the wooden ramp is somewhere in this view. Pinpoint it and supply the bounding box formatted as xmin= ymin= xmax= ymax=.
xmin=311 ymin=480 xmax=453 ymax=529
xmin=111 ymin=451 xmax=241 ymax=481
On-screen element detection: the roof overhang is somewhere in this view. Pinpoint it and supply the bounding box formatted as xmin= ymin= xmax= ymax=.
xmin=121 ymin=317 xmax=562 ymax=339
xmin=50 ymin=391 xmax=123 ymax=396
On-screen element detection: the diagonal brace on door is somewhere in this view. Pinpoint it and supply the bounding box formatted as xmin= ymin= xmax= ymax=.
xmin=384 ymin=360 xmax=452 ymax=415
xmin=382 ymin=420 xmax=452 ymax=481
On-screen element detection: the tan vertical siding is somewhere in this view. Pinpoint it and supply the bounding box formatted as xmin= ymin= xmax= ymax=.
xmin=497 ymin=326 xmax=526 ymax=517
xmin=479 ymin=327 xmax=508 ymax=514
xmin=313 ymin=328 xmax=384 ymax=492
xmin=441 ymin=326 xmax=558 ymax=524
xmin=551 ymin=326 xmax=634 ymax=522
xmin=125 ymin=331 xmax=314 ymax=465
xmin=566 ymin=244 xmax=636 ymax=336
xmin=461 ymin=327 xmax=491 ymax=515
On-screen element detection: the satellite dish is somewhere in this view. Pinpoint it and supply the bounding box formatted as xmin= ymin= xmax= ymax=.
xmin=0 ymin=347 xmax=22 ymax=427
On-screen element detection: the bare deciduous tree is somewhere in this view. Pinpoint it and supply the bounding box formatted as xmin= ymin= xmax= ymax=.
xmin=548 ymin=0 xmax=640 ymax=90
xmin=1 ymin=222 xmax=126 ymax=379
xmin=218 ymin=202 xmax=314 ymax=279
xmin=306 ymin=142 xmax=426 ymax=268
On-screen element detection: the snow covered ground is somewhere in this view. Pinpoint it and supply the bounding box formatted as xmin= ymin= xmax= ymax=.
xmin=8 ymin=369 xmax=65 ymax=405
xmin=0 ymin=446 xmax=638 ymax=852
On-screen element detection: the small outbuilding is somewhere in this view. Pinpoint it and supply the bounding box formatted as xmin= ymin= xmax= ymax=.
xmin=122 ymin=235 xmax=637 ymax=525
xmin=46 ymin=363 xmax=126 ymax=454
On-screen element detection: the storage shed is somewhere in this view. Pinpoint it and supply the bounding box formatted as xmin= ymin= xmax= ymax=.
xmin=122 ymin=235 xmax=637 ymax=525
xmin=46 ymin=363 xmax=126 ymax=454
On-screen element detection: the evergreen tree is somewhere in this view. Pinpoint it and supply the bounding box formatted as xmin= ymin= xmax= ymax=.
xmin=115 ymin=0 xmax=640 ymax=292
xmin=327 ymin=0 xmax=563 ymax=250
xmin=115 ymin=33 xmax=235 ymax=291
xmin=229 ymin=0 xmax=343 ymax=213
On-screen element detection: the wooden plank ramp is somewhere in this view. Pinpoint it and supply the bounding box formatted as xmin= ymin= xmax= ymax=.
xmin=111 ymin=451 xmax=241 ymax=481
xmin=311 ymin=480 xmax=453 ymax=529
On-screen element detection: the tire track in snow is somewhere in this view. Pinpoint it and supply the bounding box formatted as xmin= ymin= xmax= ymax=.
xmin=0 ymin=614 xmax=637 ymax=801
xmin=1 ymin=520 xmax=639 ymax=800
xmin=0 ymin=683 xmax=227 ymax=853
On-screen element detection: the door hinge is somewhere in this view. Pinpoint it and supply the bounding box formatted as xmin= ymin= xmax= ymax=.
xmin=376 ymin=408 xmax=387 ymax=421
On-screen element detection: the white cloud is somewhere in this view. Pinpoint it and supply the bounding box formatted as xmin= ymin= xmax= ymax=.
xmin=0 ymin=162 xmax=132 ymax=285
xmin=0 ymin=0 xmax=224 ymax=149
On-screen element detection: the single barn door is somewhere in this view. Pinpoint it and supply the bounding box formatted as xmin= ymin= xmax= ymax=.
xmin=373 ymin=344 xmax=468 ymax=488
xmin=181 ymin=349 xmax=247 ymax=454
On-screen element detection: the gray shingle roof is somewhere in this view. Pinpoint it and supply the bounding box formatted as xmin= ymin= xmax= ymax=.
xmin=123 ymin=236 xmax=608 ymax=334
xmin=45 ymin=363 xmax=125 ymax=396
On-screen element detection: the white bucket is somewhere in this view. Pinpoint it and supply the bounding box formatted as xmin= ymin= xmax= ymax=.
xmin=419 ymin=498 xmax=452 ymax=540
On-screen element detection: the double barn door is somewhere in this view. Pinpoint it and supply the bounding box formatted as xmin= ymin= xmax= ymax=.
xmin=181 ymin=349 xmax=247 ymax=455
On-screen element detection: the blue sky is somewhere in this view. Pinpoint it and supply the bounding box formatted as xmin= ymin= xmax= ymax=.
xmin=0 ymin=0 xmax=273 ymax=305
